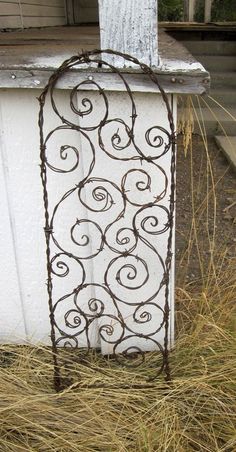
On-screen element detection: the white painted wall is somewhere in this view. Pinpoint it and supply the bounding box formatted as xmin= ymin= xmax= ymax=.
xmin=0 ymin=0 xmax=66 ymax=29
xmin=0 ymin=86 xmax=176 ymax=349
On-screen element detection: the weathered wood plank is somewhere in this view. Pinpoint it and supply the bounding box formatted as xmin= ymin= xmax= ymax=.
xmin=22 ymin=16 xmax=66 ymax=27
xmin=0 ymin=25 xmax=99 ymax=41
xmin=0 ymin=69 xmax=210 ymax=94
xmin=0 ymin=0 xmax=66 ymax=28
xmin=21 ymin=4 xmax=65 ymax=17
xmin=0 ymin=2 xmax=20 ymax=15
xmin=0 ymin=16 xmax=22 ymax=28
xmin=0 ymin=28 xmax=210 ymax=93
xmin=22 ymin=0 xmax=63 ymax=5
xmin=0 ymin=0 xmax=63 ymax=3
xmin=98 ymin=0 xmax=158 ymax=67
xmin=0 ymin=28 xmax=207 ymax=73
xmin=161 ymin=22 xmax=236 ymax=32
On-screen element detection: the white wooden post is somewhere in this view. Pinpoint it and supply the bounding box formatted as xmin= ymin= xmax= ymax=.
xmin=204 ymin=0 xmax=212 ymax=23
xmin=188 ymin=0 xmax=196 ymax=22
xmin=98 ymin=0 xmax=158 ymax=67
xmin=96 ymin=0 xmax=175 ymax=354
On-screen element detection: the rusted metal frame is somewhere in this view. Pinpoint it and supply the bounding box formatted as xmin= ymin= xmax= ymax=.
xmin=38 ymin=49 xmax=176 ymax=392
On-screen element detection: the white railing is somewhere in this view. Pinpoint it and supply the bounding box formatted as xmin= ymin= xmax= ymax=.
xmin=185 ymin=0 xmax=213 ymax=22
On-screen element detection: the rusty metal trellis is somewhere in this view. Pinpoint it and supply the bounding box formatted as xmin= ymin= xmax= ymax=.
xmin=38 ymin=49 xmax=176 ymax=391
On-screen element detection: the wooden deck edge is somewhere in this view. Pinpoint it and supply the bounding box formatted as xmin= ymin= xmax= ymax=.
xmin=0 ymin=68 xmax=210 ymax=94
xmin=0 ymin=30 xmax=210 ymax=94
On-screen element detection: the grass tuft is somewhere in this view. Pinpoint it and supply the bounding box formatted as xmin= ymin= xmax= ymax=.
xmin=0 ymin=260 xmax=235 ymax=451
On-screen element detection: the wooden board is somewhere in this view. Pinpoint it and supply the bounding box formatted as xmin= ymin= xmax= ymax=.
xmin=0 ymin=0 xmax=63 ymax=3
xmin=22 ymin=17 xmax=66 ymax=28
xmin=0 ymin=0 xmax=66 ymax=29
xmin=0 ymin=2 xmax=20 ymax=15
xmin=0 ymin=16 xmax=22 ymax=28
xmin=0 ymin=27 xmax=210 ymax=94
xmin=22 ymin=0 xmax=63 ymax=5
xmin=161 ymin=22 xmax=236 ymax=31
xmin=21 ymin=5 xmax=65 ymax=17
xmin=0 ymin=69 xmax=210 ymax=94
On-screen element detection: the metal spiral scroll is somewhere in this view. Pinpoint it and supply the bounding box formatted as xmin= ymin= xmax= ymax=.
xmin=38 ymin=49 xmax=176 ymax=391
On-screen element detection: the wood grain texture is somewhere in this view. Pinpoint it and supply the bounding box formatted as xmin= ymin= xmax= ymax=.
xmin=98 ymin=0 xmax=158 ymax=67
xmin=0 ymin=16 xmax=22 ymax=28
xmin=0 ymin=0 xmax=19 ymax=3
xmin=0 ymin=28 xmax=210 ymax=93
xmin=0 ymin=2 xmax=20 ymax=15
xmin=21 ymin=0 xmax=63 ymax=5
xmin=21 ymin=4 xmax=65 ymax=17
xmin=0 ymin=69 xmax=210 ymax=94
xmin=22 ymin=16 xmax=66 ymax=27
xmin=0 ymin=0 xmax=63 ymax=3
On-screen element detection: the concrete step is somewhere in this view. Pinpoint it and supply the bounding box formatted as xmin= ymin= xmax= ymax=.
xmin=196 ymin=55 xmax=236 ymax=72
xmin=181 ymin=88 xmax=236 ymax=109
xmin=211 ymin=72 xmax=236 ymax=91
xmin=183 ymin=40 xmax=236 ymax=56
xmin=178 ymin=39 xmax=236 ymax=135
xmin=180 ymin=106 xmax=236 ymax=136
xmin=206 ymin=90 xmax=236 ymax=107
xmin=215 ymin=136 xmax=236 ymax=170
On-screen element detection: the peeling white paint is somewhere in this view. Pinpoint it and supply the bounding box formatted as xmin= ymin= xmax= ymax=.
xmin=159 ymin=58 xmax=205 ymax=73
xmin=98 ymin=0 xmax=159 ymax=67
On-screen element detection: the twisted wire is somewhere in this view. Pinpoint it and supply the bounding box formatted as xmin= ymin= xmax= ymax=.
xmin=38 ymin=49 xmax=176 ymax=391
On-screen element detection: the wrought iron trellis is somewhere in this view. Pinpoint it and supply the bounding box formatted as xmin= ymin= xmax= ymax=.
xmin=38 ymin=49 xmax=176 ymax=391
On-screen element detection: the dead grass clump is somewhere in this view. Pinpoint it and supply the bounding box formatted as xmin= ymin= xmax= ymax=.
xmin=0 ymin=255 xmax=235 ymax=452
